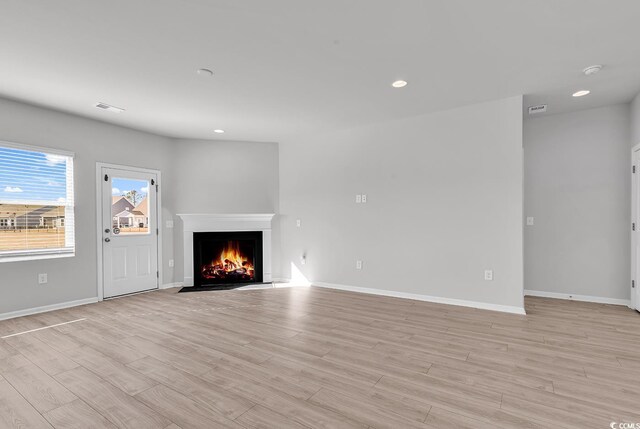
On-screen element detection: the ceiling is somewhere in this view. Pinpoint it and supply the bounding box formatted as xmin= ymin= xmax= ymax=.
xmin=1 ymin=0 xmax=640 ymax=141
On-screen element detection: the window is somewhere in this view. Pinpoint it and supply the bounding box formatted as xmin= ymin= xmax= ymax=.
xmin=0 ymin=142 xmax=75 ymax=261
xmin=111 ymin=177 xmax=150 ymax=235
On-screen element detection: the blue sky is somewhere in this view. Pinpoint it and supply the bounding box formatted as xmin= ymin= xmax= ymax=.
xmin=112 ymin=178 xmax=149 ymax=199
xmin=0 ymin=147 xmax=67 ymax=203
xmin=0 ymin=147 xmax=149 ymax=206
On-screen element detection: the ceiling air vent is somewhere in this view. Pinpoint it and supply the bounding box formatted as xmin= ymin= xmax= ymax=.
xmin=528 ymin=104 xmax=547 ymax=115
xmin=95 ymin=102 xmax=125 ymax=113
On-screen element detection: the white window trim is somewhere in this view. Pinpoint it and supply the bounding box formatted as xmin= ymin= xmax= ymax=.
xmin=0 ymin=248 xmax=75 ymax=263
xmin=0 ymin=140 xmax=74 ymax=157
xmin=0 ymin=140 xmax=76 ymax=263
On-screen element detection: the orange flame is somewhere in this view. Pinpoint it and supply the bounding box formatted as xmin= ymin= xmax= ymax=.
xmin=201 ymin=241 xmax=254 ymax=280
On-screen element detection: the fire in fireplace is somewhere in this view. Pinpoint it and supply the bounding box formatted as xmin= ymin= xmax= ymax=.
xmin=193 ymin=231 xmax=263 ymax=287
xmin=201 ymin=241 xmax=254 ymax=281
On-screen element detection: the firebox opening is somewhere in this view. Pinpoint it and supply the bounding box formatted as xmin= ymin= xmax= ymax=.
xmin=193 ymin=231 xmax=263 ymax=287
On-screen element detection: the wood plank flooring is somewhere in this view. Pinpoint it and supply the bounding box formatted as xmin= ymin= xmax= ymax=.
xmin=0 ymin=286 xmax=639 ymax=428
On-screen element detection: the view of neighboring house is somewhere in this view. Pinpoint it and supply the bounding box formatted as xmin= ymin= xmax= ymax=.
xmin=0 ymin=210 xmax=15 ymax=229
xmin=0 ymin=204 xmax=65 ymax=230
xmin=112 ymin=196 xmax=148 ymax=229
xmin=133 ymin=196 xmax=148 ymax=226
xmin=111 ymin=196 xmax=134 ymax=228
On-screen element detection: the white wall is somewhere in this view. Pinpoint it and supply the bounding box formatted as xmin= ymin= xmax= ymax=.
xmin=279 ymin=96 xmax=524 ymax=311
xmin=523 ymin=104 xmax=630 ymax=301
xmin=0 ymin=97 xmax=176 ymax=315
xmin=169 ymin=139 xmax=281 ymax=282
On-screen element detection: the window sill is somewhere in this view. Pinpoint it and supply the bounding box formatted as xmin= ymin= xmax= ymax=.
xmin=0 ymin=251 xmax=75 ymax=263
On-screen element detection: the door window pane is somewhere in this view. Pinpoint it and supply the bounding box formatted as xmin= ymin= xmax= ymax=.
xmin=111 ymin=178 xmax=150 ymax=235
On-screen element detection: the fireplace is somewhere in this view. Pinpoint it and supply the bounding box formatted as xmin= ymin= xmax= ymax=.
xmin=178 ymin=213 xmax=274 ymax=286
xmin=193 ymin=231 xmax=263 ymax=287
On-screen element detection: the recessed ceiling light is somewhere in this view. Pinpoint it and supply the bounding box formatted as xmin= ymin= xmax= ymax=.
xmin=95 ymin=102 xmax=125 ymax=113
xmin=197 ymin=68 xmax=213 ymax=77
xmin=572 ymin=90 xmax=591 ymax=97
xmin=214 ymin=129 xmax=225 ymax=134
xmin=391 ymin=80 xmax=408 ymax=88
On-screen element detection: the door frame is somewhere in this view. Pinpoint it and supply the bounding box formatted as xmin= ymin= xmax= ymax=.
xmin=95 ymin=162 xmax=163 ymax=301
xmin=631 ymin=144 xmax=640 ymax=310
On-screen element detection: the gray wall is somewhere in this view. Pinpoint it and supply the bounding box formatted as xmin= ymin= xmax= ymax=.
xmin=523 ymin=104 xmax=630 ymax=300
xmin=169 ymin=139 xmax=281 ymax=282
xmin=279 ymin=96 xmax=524 ymax=309
xmin=0 ymin=97 xmax=176 ymax=315
xmin=0 ymin=100 xmax=282 ymax=316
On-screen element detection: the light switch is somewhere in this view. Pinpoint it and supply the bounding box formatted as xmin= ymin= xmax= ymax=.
xmin=296 ymin=219 xmax=301 ymax=227
xmin=526 ymin=217 xmax=534 ymax=226
xmin=355 ymin=194 xmax=362 ymax=203
xmin=166 ymin=220 xmax=174 ymax=228
xmin=361 ymin=194 xmax=367 ymax=203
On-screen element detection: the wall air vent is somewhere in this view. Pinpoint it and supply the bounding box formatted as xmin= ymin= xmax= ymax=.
xmin=95 ymin=102 xmax=125 ymax=113
xmin=528 ymin=104 xmax=547 ymax=115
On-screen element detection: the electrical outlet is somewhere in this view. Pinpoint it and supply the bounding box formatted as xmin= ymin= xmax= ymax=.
xmin=484 ymin=270 xmax=493 ymax=281
xmin=361 ymin=194 xmax=367 ymax=203
xmin=526 ymin=217 xmax=534 ymax=226
xmin=355 ymin=194 xmax=362 ymax=203
xmin=168 ymin=259 xmax=174 ymax=268
xmin=296 ymin=219 xmax=301 ymax=227
xmin=166 ymin=220 xmax=174 ymax=228
xmin=38 ymin=273 xmax=48 ymax=284
xmin=356 ymin=260 xmax=363 ymax=270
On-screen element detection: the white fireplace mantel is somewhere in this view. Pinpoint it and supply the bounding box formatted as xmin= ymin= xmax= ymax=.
xmin=177 ymin=213 xmax=275 ymax=286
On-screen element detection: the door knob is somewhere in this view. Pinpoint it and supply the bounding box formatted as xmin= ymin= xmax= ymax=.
xmin=104 ymin=238 xmax=111 ymax=243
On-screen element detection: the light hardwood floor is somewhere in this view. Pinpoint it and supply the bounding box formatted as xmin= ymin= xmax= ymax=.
xmin=0 ymin=286 xmax=639 ymax=428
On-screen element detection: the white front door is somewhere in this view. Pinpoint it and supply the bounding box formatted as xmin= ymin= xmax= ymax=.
xmin=101 ymin=167 xmax=158 ymax=298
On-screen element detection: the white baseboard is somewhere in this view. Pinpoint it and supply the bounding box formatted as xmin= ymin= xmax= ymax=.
xmin=161 ymin=282 xmax=184 ymax=290
xmin=0 ymin=297 xmax=99 ymax=321
xmin=272 ymin=278 xmax=311 ymax=288
xmin=313 ymin=282 xmax=526 ymax=315
xmin=235 ymin=282 xmax=304 ymax=291
xmin=524 ymin=289 xmax=631 ymax=307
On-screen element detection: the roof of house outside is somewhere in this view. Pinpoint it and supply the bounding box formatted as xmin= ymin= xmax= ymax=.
xmin=134 ymin=197 xmax=148 ymax=216
xmin=114 ymin=210 xmax=135 ymax=218
xmin=112 ymin=196 xmax=135 ymax=217
xmin=0 ymin=204 xmax=64 ymax=217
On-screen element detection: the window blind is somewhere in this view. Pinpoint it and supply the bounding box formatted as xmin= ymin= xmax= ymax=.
xmin=0 ymin=143 xmax=75 ymax=260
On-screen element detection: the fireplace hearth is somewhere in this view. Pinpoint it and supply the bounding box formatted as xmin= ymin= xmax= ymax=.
xmin=193 ymin=231 xmax=263 ymax=287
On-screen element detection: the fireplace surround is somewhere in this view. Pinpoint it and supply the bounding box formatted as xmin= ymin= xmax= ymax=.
xmin=177 ymin=213 xmax=274 ymax=287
